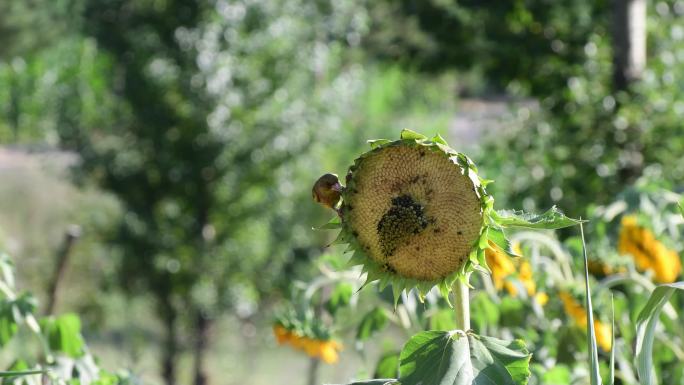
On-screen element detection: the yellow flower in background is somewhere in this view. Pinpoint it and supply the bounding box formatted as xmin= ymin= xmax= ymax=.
xmin=485 ymin=241 xmax=542 ymax=303
xmin=303 ymin=338 xmax=322 ymax=357
xmin=534 ymin=292 xmax=549 ymax=306
xmin=559 ymin=291 xmax=612 ymax=352
xmin=271 ymin=324 xmax=343 ymax=364
xmin=289 ymin=334 xmax=307 ymax=350
xmin=272 ymin=324 xmax=291 ymax=345
xmin=485 ymin=241 xmax=516 ymax=293
xmin=319 ymin=340 xmax=343 ymax=364
xmin=518 ymin=259 xmax=536 ymax=297
xmin=618 ymin=215 xmax=682 ymax=283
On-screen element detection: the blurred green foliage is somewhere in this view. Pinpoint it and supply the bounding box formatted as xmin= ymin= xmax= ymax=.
xmin=366 ymin=0 xmax=608 ymax=96
xmin=366 ymin=0 xmax=684 ymax=215
xmin=478 ymin=6 xmax=684 ymax=214
xmin=0 ymin=0 xmax=459 ymax=382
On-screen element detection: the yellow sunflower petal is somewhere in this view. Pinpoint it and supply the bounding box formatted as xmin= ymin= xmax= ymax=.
xmin=619 ymin=215 xmax=682 ymax=283
xmin=319 ymin=341 xmax=341 ymax=364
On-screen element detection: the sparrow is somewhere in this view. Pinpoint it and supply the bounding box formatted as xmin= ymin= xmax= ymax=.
xmin=312 ymin=173 xmax=344 ymax=213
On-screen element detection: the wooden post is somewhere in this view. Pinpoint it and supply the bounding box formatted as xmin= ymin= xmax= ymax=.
xmin=45 ymin=225 xmax=81 ymax=315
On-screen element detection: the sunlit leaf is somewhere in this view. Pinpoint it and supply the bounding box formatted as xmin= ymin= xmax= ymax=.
xmin=492 ymin=206 xmax=584 ymax=229
xmin=368 ymin=139 xmax=392 ymax=149
xmin=374 ymin=351 xmax=400 ymax=378
xmin=635 ymin=282 xmax=684 ymax=385
xmin=356 ymin=308 xmax=388 ymax=342
xmin=487 ymin=227 xmax=519 ymax=258
xmin=431 ymin=134 xmax=448 ymax=145
xmin=400 ymin=129 xmax=427 ymax=141
xmin=314 ymin=216 xmax=341 ymax=230
xmin=41 ymin=313 xmax=84 ymax=357
xmin=326 ymin=282 xmax=353 ymax=315
xmin=398 ymin=330 xmax=531 ymax=385
xmin=0 ymin=303 xmax=17 ymax=348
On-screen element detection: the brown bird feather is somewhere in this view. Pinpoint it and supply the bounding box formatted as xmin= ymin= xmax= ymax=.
xmin=312 ymin=173 xmax=343 ymax=211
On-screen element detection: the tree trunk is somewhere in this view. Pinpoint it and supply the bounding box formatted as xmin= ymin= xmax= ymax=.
xmin=161 ymin=301 xmax=179 ymax=385
xmin=192 ymin=312 xmax=211 ymax=385
xmin=9 ymin=73 xmax=20 ymax=142
xmin=613 ymin=0 xmax=647 ymax=90
xmin=45 ymin=225 xmax=81 ymax=315
xmin=192 ymin=192 xmax=213 ymax=385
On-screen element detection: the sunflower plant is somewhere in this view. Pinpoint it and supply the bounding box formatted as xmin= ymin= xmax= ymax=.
xmin=0 ymin=251 xmax=134 ymax=385
xmin=310 ymin=130 xmax=582 ymax=385
xmin=273 ymin=307 xmax=343 ymax=365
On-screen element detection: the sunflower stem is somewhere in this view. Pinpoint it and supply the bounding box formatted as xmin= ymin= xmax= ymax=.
xmin=453 ymin=275 xmax=471 ymax=331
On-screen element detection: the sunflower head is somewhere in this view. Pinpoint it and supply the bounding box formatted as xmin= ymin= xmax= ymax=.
xmin=314 ymin=130 xmax=583 ymax=304
xmin=321 ymin=130 xmax=493 ymax=302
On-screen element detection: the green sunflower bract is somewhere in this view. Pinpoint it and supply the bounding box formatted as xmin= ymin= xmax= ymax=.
xmin=324 ymin=130 xmax=494 ymax=303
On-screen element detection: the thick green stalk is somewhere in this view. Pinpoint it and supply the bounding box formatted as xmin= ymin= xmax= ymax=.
xmin=453 ymin=275 xmax=471 ymax=331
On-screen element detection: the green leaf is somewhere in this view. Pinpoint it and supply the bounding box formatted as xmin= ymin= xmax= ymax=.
xmin=473 ymin=335 xmax=531 ymax=385
xmin=41 ymin=313 xmax=84 ymax=357
xmin=492 ymin=206 xmax=584 ymax=229
xmin=431 ymin=134 xmax=448 ymax=145
xmin=368 ymin=139 xmax=392 ymax=149
xmin=314 ymin=216 xmax=342 ymax=230
xmin=356 ymin=308 xmax=388 ymax=342
xmin=399 ymin=331 xmax=472 ymax=385
xmin=0 ymin=302 xmax=17 ymax=347
xmin=400 ymin=129 xmax=427 ymax=141
xmin=478 ymin=227 xmax=489 ymax=249
xmin=398 ymin=331 xmax=531 ymax=385
xmin=635 ymin=281 xmax=684 ymax=385
xmin=13 ymin=294 xmax=37 ymax=316
xmin=375 ymin=352 xmax=401 ymax=378
xmin=347 ymin=380 xmax=398 ymax=385
xmin=326 ymin=282 xmax=353 ymax=315
xmin=487 ymin=227 xmax=520 ymax=258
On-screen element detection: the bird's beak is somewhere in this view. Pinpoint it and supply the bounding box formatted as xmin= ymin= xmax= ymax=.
xmin=331 ymin=182 xmax=343 ymax=192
